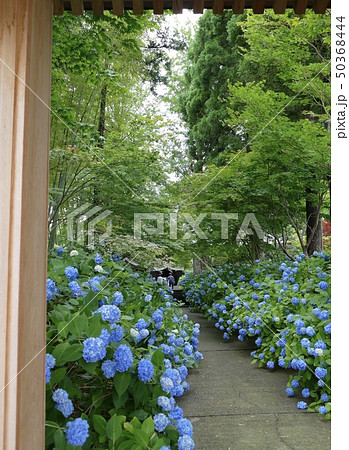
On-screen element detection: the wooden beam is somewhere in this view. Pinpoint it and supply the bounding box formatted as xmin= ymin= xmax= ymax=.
xmin=112 ymin=0 xmax=124 ymax=15
xmin=53 ymin=0 xmax=64 ymax=14
xmin=213 ymin=0 xmax=224 ymax=14
xmin=173 ymin=0 xmax=183 ymax=14
xmin=252 ymin=0 xmax=266 ymax=14
xmin=294 ymin=0 xmax=308 ymax=14
xmin=193 ymin=0 xmax=204 ymax=13
xmin=70 ymin=0 xmax=84 ymax=15
xmin=133 ymin=0 xmax=144 ymax=14
xmin=153 ymin=0 xmax=164 ymax=14
xmin=313 ymin=0 xmax=328 ymax=14
xmin=273 ymin=0 xmax=287 ymax=14
xmin=233 ymin=0 xmax=245 ymax=14
xmin=91 ymin=0 xmax=104 ymax=15
xmin=0 ymin=0 xmax=52 ymax=448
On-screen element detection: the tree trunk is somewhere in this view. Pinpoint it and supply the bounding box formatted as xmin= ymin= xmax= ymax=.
xmin=306 ymin=197 xmax=323 ymax=255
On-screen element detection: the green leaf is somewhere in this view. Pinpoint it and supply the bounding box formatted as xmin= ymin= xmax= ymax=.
xmin=118 ymin=440 xmax=137 ymax=450
xmin=52 ymin=342 xmax=70 ymax=366
xmin=114 ymin=372 xmax=131 ymax=397
xmin=141 ymin=416 xmax=154 ymax=437
xmin=133 ymin=429 xmax=149 ymax=448
xmin=54 ymin=428 xmax=66 ymax=450
xmin=64 ymin=343 xmax=83 ymax=362
xmin=79 ymin=359 xmax=98 ymax=375
xmin=93 ymin=415 xmax=107 ymax=436
xmin=151 ymin=349 xmax=164 ymax=367
xmin=106 ymin=414 xmax=125 ymax=443
xmin=49 ymin=367 xmax=66 ymax=384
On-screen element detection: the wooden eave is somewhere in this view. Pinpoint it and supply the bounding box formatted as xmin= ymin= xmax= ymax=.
xmin=53 ymin=0 xmax=331 ymax=15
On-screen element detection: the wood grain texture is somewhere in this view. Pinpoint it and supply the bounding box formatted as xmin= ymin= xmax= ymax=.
xmin=53 ymin=0 xmax=63 ymax=14
xmin=213 ymin=0 xmax=224 ymax=14
xmin=193 ymin=0 xmax=204 ymax=13
xmin=294 ymin=0 xmax=308 ymax=14
xmin=91 ymin=0 xmax=104 ymax=14
xmin=273 ymin=0 xmax=287 ymax=13
xmin=133 ymin=0 xmax=144 ymax=14
xmin=233 ymin=0 xmax=245 ymax=13
xmin=0 ymin=0 xmax=52 ymax=449
xmin=153 ymin=0 xmax=164 ymax=14
xmin=70 ymin=0 xmax=84 ymax=15
xmin=173 ymin=0 xmax=183 ymax=14
xmin=112 ymin=0 xmax=124 ymax=14
xmin=252 ymin=0 xmax=266 ymax=13
xmin=313 ymin=0 xmax=328 ymax=13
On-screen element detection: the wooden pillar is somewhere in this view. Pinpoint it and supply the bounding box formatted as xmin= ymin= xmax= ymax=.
xmin=0 ymin=1 xmax=52 ymax=448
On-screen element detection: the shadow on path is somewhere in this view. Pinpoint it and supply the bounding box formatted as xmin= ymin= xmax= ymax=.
xmin=177 ymin=309 xmax=331 ymax=450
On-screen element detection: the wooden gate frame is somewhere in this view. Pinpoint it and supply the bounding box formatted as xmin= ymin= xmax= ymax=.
xmin=0 ymin=1 xmax=52 ymax=448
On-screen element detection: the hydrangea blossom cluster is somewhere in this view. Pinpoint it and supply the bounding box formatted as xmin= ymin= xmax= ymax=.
xmin=45 ymin=353 xmax=55 ymax=383
xmin=52 ymin=389 xmax=74 ymax=418
xmin=65 ymin=418 xmax=89 ymax=446
xmin=181 ymin=253 xmax=331 ymax=417
xmin=64 ymin=266 xmax=79 ymax=281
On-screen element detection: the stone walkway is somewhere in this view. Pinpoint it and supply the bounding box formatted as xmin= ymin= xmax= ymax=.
xmin=177 ymin=309 xmax=331 ymax=450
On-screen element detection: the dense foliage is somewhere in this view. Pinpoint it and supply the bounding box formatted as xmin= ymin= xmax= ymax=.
xmin=175 ymin=10 xmax=331 ymax=261
xmin=181 ymin=252 xmax=331 ymax=419
xmin=45 ymin=247 xmax=202 ymax=449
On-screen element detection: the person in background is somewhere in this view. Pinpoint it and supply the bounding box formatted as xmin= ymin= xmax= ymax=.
xmin=168 ymin=273 xmax=175 ymax=290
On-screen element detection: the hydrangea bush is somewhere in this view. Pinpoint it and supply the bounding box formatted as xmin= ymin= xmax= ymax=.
xmin=45 ymin=247 xmax=202 ymax=449
xmin=181 ymin=252 xmax=331 ymax=419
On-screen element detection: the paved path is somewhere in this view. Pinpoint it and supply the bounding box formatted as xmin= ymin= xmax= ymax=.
xmin=178 ymin=309 xmax=331 ymax=450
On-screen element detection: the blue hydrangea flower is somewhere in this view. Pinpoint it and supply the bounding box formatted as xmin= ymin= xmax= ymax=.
xmin=319 ymin=406 xmax=327 ymax=415
xmin=94 ymin=253 xmax=103 ymax=264
xmin=46 ymin=278 xmax=57 ymax=303
xmin=297 ymin=401 xmax=307 ymax=410
xmin=95 ymin=305 xmax=121 ymax=323
xmin=301 ymin=338 xmax=311 ymax=349
xmin=160 ymin=376 xmax=174 ymax=393
xmin=324 ymin=322 xmax=331 ymax=334
xmin=315 ymin=367 xmax=327 ymax=379
xmin=114 ymin=344 xmax=133 ymax=372
xmin=99 ymin=329 xmax=111 ymax=345
xmin=291 ymin=379 xmax=299 ymax=388
xmin=145 ymin=294 xmax=152 ymax=302
xmin=278 ymin=358 xmax=286 ymax=368
xmin=184 ymin=343 xmax=193 ymax=356
xmin=157 ymin=396 xmax=171 ymax=411
xmin=285 ymin=387 xmax=294 ymax=396
xmin=152 ymin=309 xmax=163 ymax=323
xmin=65 ymin=418 xmax=89 ymax=446
xmin=320 ymin=310 xmax=329 ymax=321
xmin=112 ymin=291 xmax=123 ymax=306
xmin=135 ymin=318 xmax=149 ymax=330
xmin=110 ymin=325 xmax=124 ymax=343
xmin=306 ymin=326 xmax=316 ymax=337
xmin=178 ymin=435 xmax=195 ymax=450
xmin=170 ymin=405 xmax=183 ymax=420
xmin=302 ymin=388 xmax=310 ymax=398
xmin=83 ymin=337 xmax=106 ymax=363
xmin=177 ymin=418 xmax=193 ymax=437
xmin=52 ymin=389 xmax=74 ymax=418
xmin=102 ymin=360 xmax=117 ymax=378
xmin=89 ymin=276 xmax=102 ymax=292
xmin=45 ymin=353 xmax=55 ymax=383
xmin=314 ymin=340 xmax=327 ymax=350
xmin=52 ymin=389 xmax=69 ymax=403
xmin=138 ymin=358 xmax=154 ymax=383
xmin=267 ymin=361 xmax=274 ymax=369
xmin=154 ymin=413 xmax=168 ymax=432
xmin=56 ymin=247 xmax=64 ymax=255
xmin=321 ymin=393 xmax=329 ymax=402
xmin=56 ymin=399 xmax=74 ymax=418
xmin=64 ymin=266 xmax=79 ymax=281
xmin=178 ymin=365 xmax=188 ymax=382
xmin=319 ymin=281 xmax=328 ymax=290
